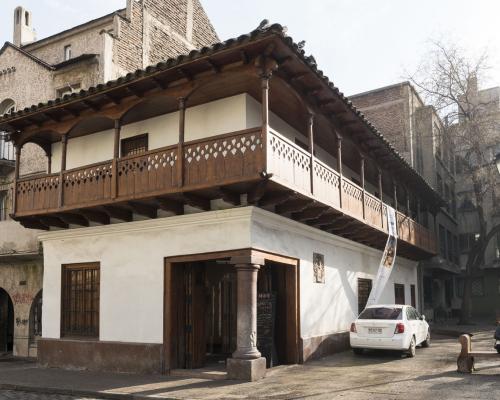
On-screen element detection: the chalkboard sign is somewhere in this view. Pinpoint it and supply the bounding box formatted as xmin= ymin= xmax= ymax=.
xmin=257 ymin=292 xmax=276 ymax=368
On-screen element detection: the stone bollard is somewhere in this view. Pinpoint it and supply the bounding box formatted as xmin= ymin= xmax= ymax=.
xmin=457 ymin=334 xmax=474 ymax=373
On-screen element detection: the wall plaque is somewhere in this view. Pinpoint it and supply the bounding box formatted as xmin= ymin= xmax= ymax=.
xmin=313 ymin=252 xmax=325 ymax=283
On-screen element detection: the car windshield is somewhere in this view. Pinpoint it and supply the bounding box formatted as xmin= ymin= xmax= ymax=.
xmin=358 ymin=307 xmax=402 ymax=320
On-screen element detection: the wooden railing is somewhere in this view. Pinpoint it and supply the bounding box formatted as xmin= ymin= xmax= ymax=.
xmin=14 ymin=127 xmax=436 ymax=255
xmin=117 ymin=145 xmax=178 ymax=198
xmin=184 ymin=128 xmax=264 ymax=189
xmin=63 ymin=161 xmax=113 ymax=206
xmin=15 ymin=128 xmax=264 ymax=215
xmin=16 ymin=173 xmax=60 ymax=213
xmin=267 ymin=128 xmax=311 ymax=195
xmin=266 ymin=129 xmax=437 ymax=255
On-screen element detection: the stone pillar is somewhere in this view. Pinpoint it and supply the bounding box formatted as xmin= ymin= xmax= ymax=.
xmin=227 ymin=255 xmax=266 ymax=381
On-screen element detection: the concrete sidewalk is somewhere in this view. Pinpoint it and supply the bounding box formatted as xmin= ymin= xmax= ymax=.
xmin=0 ymin=333 xmax=498 ymax=400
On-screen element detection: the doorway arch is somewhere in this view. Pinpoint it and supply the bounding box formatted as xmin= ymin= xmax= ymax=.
xmin=0 ymin=288 xmax=14 ymax=353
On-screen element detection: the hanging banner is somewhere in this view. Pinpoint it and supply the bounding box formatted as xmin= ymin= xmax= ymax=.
xmin=366 ymin=206 xmax=398 ymax=307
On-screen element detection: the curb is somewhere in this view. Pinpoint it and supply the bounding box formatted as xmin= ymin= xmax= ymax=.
xmin=0 ymin=383 xmax=176 ymax=400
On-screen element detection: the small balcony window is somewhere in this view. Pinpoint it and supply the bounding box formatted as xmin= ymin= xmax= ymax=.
xmin=121 ymin=134 xmax=148 ymax=157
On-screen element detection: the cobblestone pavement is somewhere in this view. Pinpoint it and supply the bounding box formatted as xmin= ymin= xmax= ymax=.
xmin=0 ymin=331 xmax=498 ymax=399
xmin=0 ymin=391 xmax=101 ymax=400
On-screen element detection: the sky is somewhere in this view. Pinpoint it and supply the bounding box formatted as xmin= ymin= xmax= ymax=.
xmin=1 ymin=0 xmax=500 ymax=96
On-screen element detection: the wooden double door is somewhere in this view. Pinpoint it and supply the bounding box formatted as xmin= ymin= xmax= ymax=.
xmin=169 ymin=262 xmax=237 ymax=369
xmin=164 ymin=256 xmax=299 ymax=372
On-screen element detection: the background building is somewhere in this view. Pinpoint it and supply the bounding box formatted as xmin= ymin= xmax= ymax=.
xmin=455 ymin=82 xmax=500 ymax=319
xmin=351 ymin=82 xmax=460 ymax=321
xmin=0 ymin=0 xmax=217 ymax=357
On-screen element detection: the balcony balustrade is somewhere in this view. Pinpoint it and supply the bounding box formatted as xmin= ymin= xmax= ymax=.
xmin=13 ymin=127 xmax=437 ymax=256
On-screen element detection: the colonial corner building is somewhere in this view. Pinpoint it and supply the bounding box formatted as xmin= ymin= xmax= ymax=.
xmin=0 ymin=11 xmax=443 ymax=381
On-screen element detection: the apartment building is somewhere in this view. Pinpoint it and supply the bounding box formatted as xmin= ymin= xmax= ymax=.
xmin=351 ymin=82 xmax=459 ymax=320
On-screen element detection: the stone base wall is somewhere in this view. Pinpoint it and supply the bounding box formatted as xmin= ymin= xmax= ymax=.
xmin=38 ymin=339 xmax=163 ymax=374
xmin=300 ymin=331 xmax=350 ymax=362
xmin=0 ymin=259 xmax=43 ymax=358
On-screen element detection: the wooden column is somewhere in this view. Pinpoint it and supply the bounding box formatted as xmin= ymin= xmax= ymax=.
xmin=360 ymin=154 xmax=365 ymax=220
xmin=336 ymin=133 xmax=343 ymax=208
xmin=177 ymin=97 xmax=186 ymax=188
xmin=417 ymin=198 xmax=422 ymax=224
xmin=393 ymin=180 xmax=398 ymax=212
xmin=308 ymin=113 xmax=315 ymax=194
xmin=112 ymin=120 xmax=121 ymax=199
xmin=12 ymin=145 xmax=21 ymax=215
xmin=378 ymin=168 xmax=384 ymax=229
xmin=261 ymin=74 xmax=270 ymax=168
xmin=406 ymin=187 xmax=411 ymax=217
xmin=58 ymin=134 xmax=68 ymax=207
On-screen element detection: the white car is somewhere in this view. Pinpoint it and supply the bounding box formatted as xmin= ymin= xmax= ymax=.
xmin=349 ymin=304 xmax=430 ymax=357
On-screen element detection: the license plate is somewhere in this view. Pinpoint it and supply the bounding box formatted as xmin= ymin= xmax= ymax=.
xmin=368 ymin=328 xmax=382 ymax=334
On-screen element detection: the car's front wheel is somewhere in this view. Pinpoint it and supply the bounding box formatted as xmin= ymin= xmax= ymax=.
xmin=407 ymin=336 xmax=416 ymax=358
xmin=352 ymin=348 xmax=364 ymax=355
xmin=421 ymin=330 xmax=431 ymax=348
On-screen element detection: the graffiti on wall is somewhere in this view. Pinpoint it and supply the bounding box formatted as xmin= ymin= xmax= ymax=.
xmin=16 ymin=317 xmax=28 ymax=327
xmin=12 ymin=293 xmax=33 ymax=305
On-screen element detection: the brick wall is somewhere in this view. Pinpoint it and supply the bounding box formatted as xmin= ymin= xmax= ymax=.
xmin=191 ymin=0 xmax=219 ymax=48
xmin=351 ymin=84 xmax=411 ymax=161
xmin=115 ymin=2 xmax=144 ymax=74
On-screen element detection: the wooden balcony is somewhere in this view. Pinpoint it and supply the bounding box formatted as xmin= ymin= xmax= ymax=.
xmin=13 ymin=127 xmax=437 ymax=259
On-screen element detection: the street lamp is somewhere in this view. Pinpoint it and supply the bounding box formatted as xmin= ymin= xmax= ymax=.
xmin=496 ymin=153 xmax=500 ymax=176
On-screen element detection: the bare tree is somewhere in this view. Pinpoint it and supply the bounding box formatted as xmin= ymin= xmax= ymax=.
xmin=408 ymin=41 xmax=500 ymax=324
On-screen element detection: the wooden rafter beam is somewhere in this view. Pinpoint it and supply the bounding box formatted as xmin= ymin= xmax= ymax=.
xmin=290 ymin=72 xmax=308 ymax=83
xmin=127 ymin=86 xmax=145 ymax=98
xmin=276 ymin=199 xmax=313 ymax=214
xmin=206 ymin=59 xmax=221 ymax=73
xmin=80 ymin=209 xmax=110 ymax=225
xmin=240 ymin=50 xmax=249 ymax=65
xmin=82 ymin=99 xmax=100 ymax=112
xmin=128 ymin=201 xmax=157 ymax=219
xmin=184 ymin=193 xmax=210 ymax=211
xmin=42 ymin=112 xmax=61 ymax=123
xmin=56 ymin=213 xmax=89 ymax=227
xmin=102 ymin=205 xmax=132 ymax=222
xmin=38 ymin=215 xmax=68 ymax=229
xmin=292 ymin=206 xmax=328 ymax=221
xmin=156 ymin=197 xmax=184 ymax=215
xmin=178 ymin=68 xmax=193 ymax=81
xmin=152 ymin=76 xmax=168 ymax=90
xmin=19 ymin=217 xmax=49 ymax=230
xmin=104 ymin=93 xmax=121 ymax=105
xmin=259 ymin=191 xmax=294 ymax=207
xmin=247 ymin=180 xmax=269 ymax=204
xmin=62 ymin=107 xmax=80 ymax=117
xmin=219 ymin=188 xmax=240 ymax=206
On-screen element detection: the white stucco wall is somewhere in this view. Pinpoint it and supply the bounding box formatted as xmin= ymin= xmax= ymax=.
xmin=40 ymin=207 xmax=418 ymax=345
xmin=51 ymin=94 xmax=254 ymax=172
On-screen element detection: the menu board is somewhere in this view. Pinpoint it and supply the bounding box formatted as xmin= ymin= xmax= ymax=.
xmin=257 ymin=292 xmax=276 ymax=367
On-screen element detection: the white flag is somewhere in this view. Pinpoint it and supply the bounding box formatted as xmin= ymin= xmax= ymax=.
xmin=366 ymin=206 xmax=398 ymax=307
